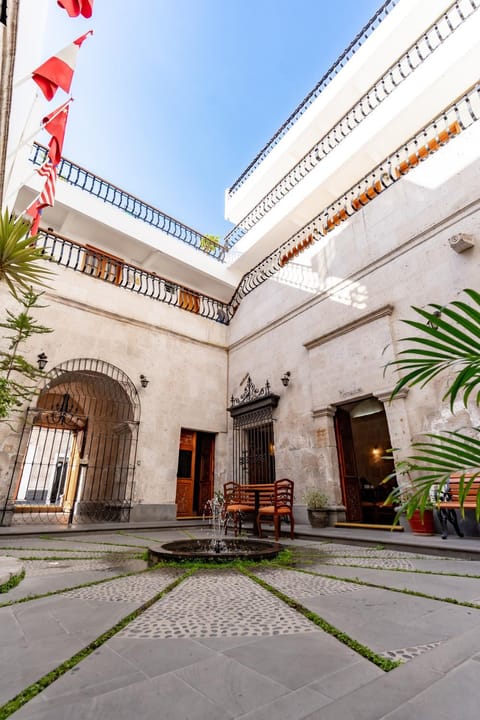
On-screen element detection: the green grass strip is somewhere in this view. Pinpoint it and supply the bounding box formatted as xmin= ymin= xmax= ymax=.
xmin=17 ymin=554 xmax=143 ymax=561
xmin=294 ymin=567 xmax=480 ymax=610
xmin=56 ymin=538 xmax=145 ymax=549
xmin=0 ymin=546 xmax=123 ymax=553
xmin=241 ymin=568 xmax=400 ymax=672
xmin=0 ymin=569 xmax=193 ymax=720
xmin=321 ymin=561 xmax=480 ymax=579
xmin=0 ymin=571 xmax=25 ymax=594
xmin=35 ymin=534 xmax=144 ymax=549
xmin=0 ymin=559 xmax=157 ymax=608
xmin=116 ymin=530 xmax=179 ymax=544
xmin=149 ymin=548 xmax=294 ymax=571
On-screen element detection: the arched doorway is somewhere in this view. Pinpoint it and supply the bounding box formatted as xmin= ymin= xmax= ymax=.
xmin=335 ymin=397 xmax=397 ymax=526
xmin=9 ymin=358 xmax=140 ymax=525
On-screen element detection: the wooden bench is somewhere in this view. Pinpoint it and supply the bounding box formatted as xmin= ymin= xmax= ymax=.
xmin=436 ymin=473 xmax=480 ymax=539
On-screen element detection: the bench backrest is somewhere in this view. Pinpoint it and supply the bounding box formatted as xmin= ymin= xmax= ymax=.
xmin=448 ymin=473 xmax=480 ymax=503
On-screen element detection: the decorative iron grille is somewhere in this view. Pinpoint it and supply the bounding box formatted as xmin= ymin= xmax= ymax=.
xmin=224 ymin=0 xmax=480 ymax=248
xmin=34 ymin=229 xmax=232 ymax=324
xmin=2 ymin=359 xmax=140 ymax=525
xmin=228 ymin=377 xmax=279 ymax=486
xmin=227 ymin=0 xmax=400 ymax=195
xmin=30 ymin=144 xmax=226 ymax=261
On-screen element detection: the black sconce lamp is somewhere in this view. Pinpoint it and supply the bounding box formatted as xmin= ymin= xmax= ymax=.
xmin=37 ymin=352 xmax=48 ymax=371
xmin=140 ymin=374 xmax=149 ymax=389
xmin=427 ymin=309 xmax=442 ymax=329
xmin=281 ymin=371 xmax=291 ymax=387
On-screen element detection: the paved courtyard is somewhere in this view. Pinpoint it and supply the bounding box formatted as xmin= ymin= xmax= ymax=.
xmin=0 ymin=527 xmax=480 ymax=719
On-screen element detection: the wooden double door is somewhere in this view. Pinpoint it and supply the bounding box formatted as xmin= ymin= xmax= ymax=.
xmin=175 ymin=429 xmax=215 ymax=517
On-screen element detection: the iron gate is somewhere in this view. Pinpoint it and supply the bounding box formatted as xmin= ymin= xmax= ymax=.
xmin=2 ymin=358 xmax=140 ymax=525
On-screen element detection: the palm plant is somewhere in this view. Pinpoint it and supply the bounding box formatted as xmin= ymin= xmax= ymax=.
xmin=0 ymin=210 xmax=53 ymax=297
xmin=0 ymin=289 xmax=52 ymax=419
xmin=386 ymin=289 xmax=480 ymax=519
xmin=0 ymin=208 xmax=53 ymax=420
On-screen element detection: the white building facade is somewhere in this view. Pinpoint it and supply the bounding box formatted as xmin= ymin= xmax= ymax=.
xmin=1 ymin=0 xmax=479 ymax=530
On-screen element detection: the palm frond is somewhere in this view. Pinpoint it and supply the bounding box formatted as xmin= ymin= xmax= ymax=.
xmin=0 ymin=210 xmax=53 ymax=296
xmin=386 ymin=430 xmax=480 ymax=520
xmin=389 ymin=291 xmax=480 ymax=408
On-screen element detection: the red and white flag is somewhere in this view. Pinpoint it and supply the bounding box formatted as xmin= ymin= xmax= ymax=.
xmin=57 ymin=0 xmax=94 ymax=18
xmin=36 ymin=161 xmax=58 ymax=208
xmin=32 ymin=31 xmax=93 ymax=101
xmin=26 ymin=161 xmax=58 ymax=235
xmin=43 ymin=99 xmax=71 ymax=166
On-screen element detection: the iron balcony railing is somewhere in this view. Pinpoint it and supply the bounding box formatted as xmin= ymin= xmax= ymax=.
xmin=224 ymin=0 xmax=479 ymax=250
xmin=226 ymin=0 xmax=399 ymax=196
xmin=30 ymin=3 xmax=477 ymax=260
xmin=35 ymin=228 xmax=233 ymax=324
xmin=30 ymin=144 xmax=226 ymax=261
xmin=229 ymin=81 xmax=480 ymax=313
xmin=34 ymin=82 xmax=480 ymax=324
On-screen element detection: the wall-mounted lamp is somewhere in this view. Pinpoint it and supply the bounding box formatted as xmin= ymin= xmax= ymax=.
xmin=37 ymin=352 xmax=48 ymax=371
xmin=448 ymin=233 xmax=474 ymax=254
xmin=140 ymin=374 xmax=149 ymax=389
xmin=427 ymin=309 xmax=442 ymax=329
xmin=281 ymin=371 xmax=291 ymax=387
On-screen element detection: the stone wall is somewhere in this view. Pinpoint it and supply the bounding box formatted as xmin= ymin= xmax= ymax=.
xmin=226 ymin=122 xmax=480 ymax=507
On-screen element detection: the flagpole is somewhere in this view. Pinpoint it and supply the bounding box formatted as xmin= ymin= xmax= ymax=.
xmin=2 ymin=91 xmax=42 ymax=206
xmin=3 ymin=168 xmax=40 ymax=207
xmin=12 ymin=74 xmax=32 ymax=90
xmin=6 ymin=97 xmax=73 ymax=161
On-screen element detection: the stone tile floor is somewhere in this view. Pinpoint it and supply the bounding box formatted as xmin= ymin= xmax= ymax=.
xmin=0 ymin=526 xmax=479 ymax=719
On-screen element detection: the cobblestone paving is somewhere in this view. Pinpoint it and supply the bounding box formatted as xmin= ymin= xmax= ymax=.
xmin=118 ymin=571 xmax=319 ymax=639
xmin=24 ymin=556 xmax=145 ymax=577
xmin=62 ymin=568 xmax=182 ymax=603
xmin=2 ymin=549 xmax=113 ymax=559
xmin=0 ymin=541 xmax=143 ymax=553
xmin=323 ymin=556 xmax=416 ymax=569
xmin=380 ymin=641 xmax=443 ymax=661
xmin=254 ymin=567 xmax=363 ymax=598
xmin=313 ymin=543 xmax=438 ymax=559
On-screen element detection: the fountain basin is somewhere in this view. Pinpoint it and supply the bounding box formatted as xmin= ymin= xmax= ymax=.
xmin=148 ymin=538 xmax=282 ymax=564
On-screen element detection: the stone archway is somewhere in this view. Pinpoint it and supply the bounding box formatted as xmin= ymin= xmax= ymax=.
xmin=6 ymin=358 xmax=140 ymax=525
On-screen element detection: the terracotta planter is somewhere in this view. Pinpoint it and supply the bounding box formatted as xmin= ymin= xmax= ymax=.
xmin=408 ymin=509 xmax=435 ymax=535
xmin=307 ymin=508 xmax=329 ymax=528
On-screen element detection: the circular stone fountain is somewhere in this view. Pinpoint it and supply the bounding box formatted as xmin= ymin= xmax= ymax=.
xmin=148 ymin=538 xmax=282 ymax=564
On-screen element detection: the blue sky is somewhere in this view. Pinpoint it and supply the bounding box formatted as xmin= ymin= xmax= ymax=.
xmin=43 ymin=0 xmax=385 ymax=237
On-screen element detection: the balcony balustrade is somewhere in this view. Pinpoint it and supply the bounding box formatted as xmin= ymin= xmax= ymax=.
xmin=30 ymin=2 xmax=478 ymax=261
xmin=30 ymin=144 xmax=226 ymax=261
xmin=226 ymin=0 xmax=399 ymax=196
xmin=229 ymin=81 xmax=480 ymax=312
xmin=224 ymin=0 xmax=479 ymax=249
xmin=34 ymin=229 xmax=232 ymax=324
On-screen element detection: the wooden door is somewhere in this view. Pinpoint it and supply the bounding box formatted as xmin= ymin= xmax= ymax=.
xmin=175 ymin=429 xmax=196 ymax=516
xmin=196 ymin=433 xmax=215 ymax=515
xmin=335 ymin=407 xmax=362 ymax=522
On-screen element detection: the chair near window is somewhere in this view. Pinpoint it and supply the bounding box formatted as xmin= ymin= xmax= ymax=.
xmin=223 ymin=481 xmax=255 ymax=536
xmin=257 ymin=478 xmax=295 ymax=541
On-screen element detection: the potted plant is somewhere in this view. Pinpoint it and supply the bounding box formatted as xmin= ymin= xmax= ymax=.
xmin=385 ymin=290 xmax=480 ymax=524
xmin=383 ymin=459 xmax=435 ymax=535
xmin=303 ymin=488 xmax=329 ymax=527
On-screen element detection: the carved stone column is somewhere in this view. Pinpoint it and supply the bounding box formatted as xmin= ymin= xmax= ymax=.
xmin=374 ymin=387 xmax=411 ymax=492
xmin=310 ymin=405 xmax=346 ymax=523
